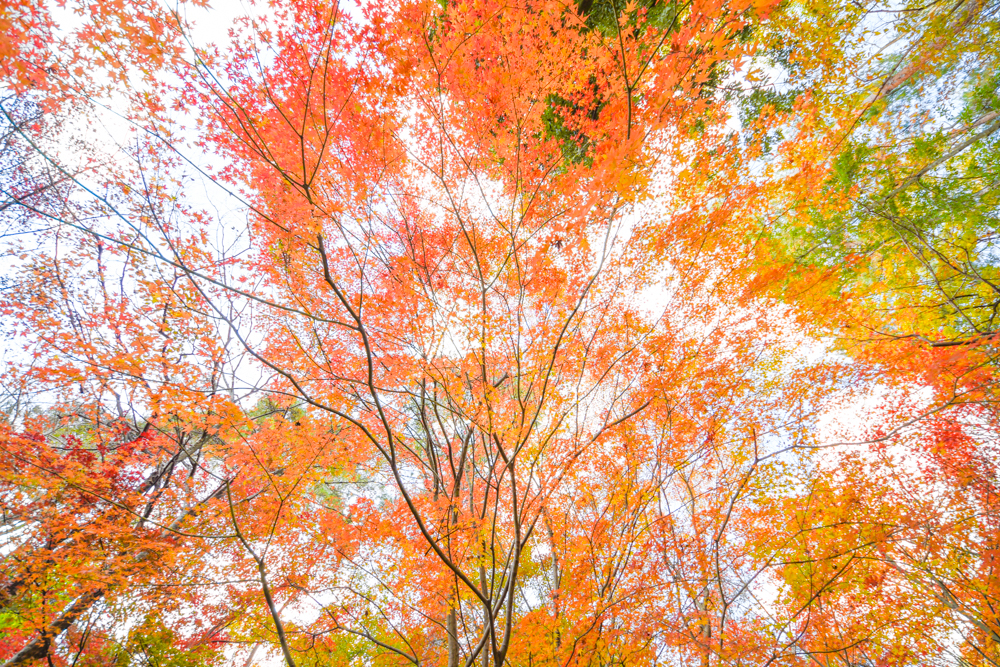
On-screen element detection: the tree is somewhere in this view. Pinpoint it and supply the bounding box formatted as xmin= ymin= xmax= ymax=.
xmin=736 ymin=0 xmax=1000 ymax=358
xmin=761 ymin=404 xmax=1000 ymax=666
xmin=1 ymin=0 xmax=996 ymax=666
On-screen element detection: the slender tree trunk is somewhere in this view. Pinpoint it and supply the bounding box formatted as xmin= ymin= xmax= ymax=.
xmin=479 ymin=564 xmax=490 ymax=667
xmin=447 ymin=607 xmax=459 ymax=667
xmin=699 ymin=595 xmax=711 ymax=667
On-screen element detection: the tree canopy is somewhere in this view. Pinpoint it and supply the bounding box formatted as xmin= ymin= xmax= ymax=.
xmin=0 ymin=0 xmax=997 ymax=666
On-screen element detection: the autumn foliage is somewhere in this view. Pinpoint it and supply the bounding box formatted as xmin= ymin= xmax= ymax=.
xmin=1 ymin=0 xmax=998 ymax=665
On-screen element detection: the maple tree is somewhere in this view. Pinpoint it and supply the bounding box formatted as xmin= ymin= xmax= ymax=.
xmin=1 ymin=0 xmax=997 ymax=665
xmin=751 ymin=0 xmax=999 ymax=339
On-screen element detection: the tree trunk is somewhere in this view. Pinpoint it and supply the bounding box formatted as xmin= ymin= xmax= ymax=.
xmin=447 ymin=607 xmax=459 ymax=667
xmin=480 ymin=564 xmax=490 ymax=667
